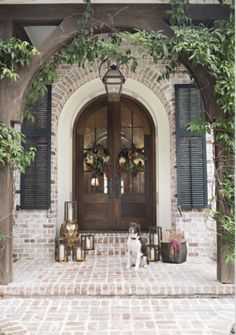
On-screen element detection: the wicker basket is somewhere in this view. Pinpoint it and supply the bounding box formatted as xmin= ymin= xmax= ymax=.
xmin=161 ymin=241 xmax=187 ymax=264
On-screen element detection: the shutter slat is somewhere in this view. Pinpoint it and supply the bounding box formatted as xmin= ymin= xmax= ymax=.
xmin=21 ymin=86 xmax=51 ymax=209
xmin=175 ymin=84 xmax=207 ymax=209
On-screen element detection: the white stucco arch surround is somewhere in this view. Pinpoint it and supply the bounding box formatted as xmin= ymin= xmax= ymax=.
xmin=57 ymin=77 xmax=171 ymax=231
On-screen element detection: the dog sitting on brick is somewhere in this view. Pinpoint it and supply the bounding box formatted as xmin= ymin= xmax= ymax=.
xmin=126 ymin=222 xmax=149 ymax=270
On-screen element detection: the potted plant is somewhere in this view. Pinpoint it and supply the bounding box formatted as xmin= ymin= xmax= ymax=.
xmin=160 ymin=229 xmax=187 ymax=264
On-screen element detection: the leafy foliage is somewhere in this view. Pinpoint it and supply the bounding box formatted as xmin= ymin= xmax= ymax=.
xmin=213 ymin=170 xmax=235 ymax=264
xmin=0 ymin=230 xmax=6 ymax=241
xmin=0 ymin=122 xmax=36 ymax=172
xmin=166 ymin=0 xmax=191 ymax=26
xmin=0 ymin=37 xmax=38 ymax=81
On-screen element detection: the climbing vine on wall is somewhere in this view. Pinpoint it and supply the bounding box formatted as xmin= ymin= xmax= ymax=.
xmin=0 ymin=122 xmax=36 ymax=172
xmin=0 ymin=38 xmax=37 ymax=172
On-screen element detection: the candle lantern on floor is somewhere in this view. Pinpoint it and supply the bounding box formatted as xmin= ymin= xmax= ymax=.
xmin=64 ymin=201 xmax=77 ymax=222
xmin=149 ymin=226 xmax=162 ymax=246
xmin=81 ymin=234 xmax=95 ymax=251
xmin=149 ymin=226 xmax=162 ymax=260
xmin=147 ymin=244 xmax=159 ymax=262
xmin=74 ymin=243 xmax=86 ymax=262
xmin=55 ymin=200 xmax=81 ymax=262
xmin=61 ymin=201 xmax=79 ymax=250
xmin=55 ymin=238 xmax=67 ymax=262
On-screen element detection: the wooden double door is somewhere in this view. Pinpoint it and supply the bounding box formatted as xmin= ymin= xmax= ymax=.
xmin=74 ymin=96 xmax=156 ymax=231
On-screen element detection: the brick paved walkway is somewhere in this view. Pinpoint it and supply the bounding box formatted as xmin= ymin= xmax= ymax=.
xmin=0 ymin=255 xmax=234 ymax=334
xmin=0 ymin=297 xmax=234 ymax=335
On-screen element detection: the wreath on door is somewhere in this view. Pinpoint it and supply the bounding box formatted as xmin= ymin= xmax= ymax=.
xmin=118 ymin=144 xmax=146 ymax=176
xmin=83 ymin=144 xmax=111 ymax=177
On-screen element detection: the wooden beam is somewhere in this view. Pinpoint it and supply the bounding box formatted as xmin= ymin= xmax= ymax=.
xmin=0 ymin=20 xmax=13 ymax=38
xmin=0 ymin=4 xmax=229 ymax=23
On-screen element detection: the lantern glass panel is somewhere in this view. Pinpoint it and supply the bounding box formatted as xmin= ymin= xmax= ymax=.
xmin=55 ymin=238 xmax=67 ymax=262
xmin=64 ymin=201 xmax=77 ymax=222
xmin=105 ymin=84 xmax=122 ymax=102
xmin=74 ymin=245 xmax=86 ymax=262
xmin=149 ymin=226 xmax=162 ymax=246
xmin=81 ymin=234 xmax=95 ymax=251
xmin=147 ymin=245 xmax=159 ymax=262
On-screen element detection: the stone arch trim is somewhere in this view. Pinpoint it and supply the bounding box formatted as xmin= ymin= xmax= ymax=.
xmin=52 ymin=59 xmax=188 ymax=217
xmin=54 ymin=59 xmax=190 ymax=230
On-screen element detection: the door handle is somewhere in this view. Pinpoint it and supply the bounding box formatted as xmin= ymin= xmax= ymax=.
xmin=115 ymin=176 xmax=121 ymax=199
xmin=107 ymin=179 xmax=112 ymax=198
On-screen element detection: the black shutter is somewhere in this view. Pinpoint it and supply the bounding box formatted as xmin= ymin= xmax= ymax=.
xmin=175 ymin=84 xmax=207 ymax=209
xmin=20 ymin=86 xmax=51 ymax=209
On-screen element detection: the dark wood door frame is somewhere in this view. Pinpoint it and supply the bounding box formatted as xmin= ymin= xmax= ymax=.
xmin=73 ymin=95 xmax=156 ymax=232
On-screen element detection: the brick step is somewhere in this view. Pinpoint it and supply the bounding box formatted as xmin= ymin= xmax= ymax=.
xmin=81 ymin=232 xmax=149 ymax=256
xmin=1 ymin=258 xmax=234 ymax=298
xmin=87 ymin=247 xmax=127 ymax=256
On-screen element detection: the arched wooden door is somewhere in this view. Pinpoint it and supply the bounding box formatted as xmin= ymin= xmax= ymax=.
xmin=73 ymin=96 xmax=156 ymax=231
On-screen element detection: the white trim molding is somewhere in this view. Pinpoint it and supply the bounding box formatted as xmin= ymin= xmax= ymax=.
xmin=57 ymin=77 xmax=171 ymax=232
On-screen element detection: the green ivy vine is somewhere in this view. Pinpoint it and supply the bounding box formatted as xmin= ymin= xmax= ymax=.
xmin=0 ymin=122 xmax=36 ymax=173
xmin=0 ymin=37 xmax=37 ymax=173
xmin=0 ymin=37 xmax=38 ymax=81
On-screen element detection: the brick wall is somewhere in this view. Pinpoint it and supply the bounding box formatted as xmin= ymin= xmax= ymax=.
xmin=13 ymin=58 xmax=216 ymax=260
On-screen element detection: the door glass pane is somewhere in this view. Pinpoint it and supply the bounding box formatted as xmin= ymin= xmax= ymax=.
xmin=120 ymin=104 xmax=146 ymax=194
xmin=133 ymin=112 xmax=143 ymax=127
xmin=96 ymin=128 xmax=107 ymax=147
xmin=133 ymin=128 xmax=144 ymax=148
xmin=121 ymin=107 xmax=131 ymax=127
xmin=121 ymin=128 xmax=132 ymax=148
xmin=83 ymin=107 xmax=108 ymax=194
xmin=84 ymin=128 xmax=95 ymax=148
xmin=84 ymin=172 xmax=108 ymax=193
xmin=121 ymin=172 xmax=144 ymax=194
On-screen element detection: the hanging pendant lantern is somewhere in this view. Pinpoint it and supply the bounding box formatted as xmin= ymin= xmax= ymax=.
xmin=101 ymin=63 xmax=125 ymax=102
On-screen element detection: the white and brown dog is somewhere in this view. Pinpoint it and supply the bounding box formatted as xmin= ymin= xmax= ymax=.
xmin=126 ymin=222 xmax=149 ymax=270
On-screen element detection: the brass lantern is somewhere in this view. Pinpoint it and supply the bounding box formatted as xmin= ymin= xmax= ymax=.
xmin=102 ymin=64 xmax=125 ymax=102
